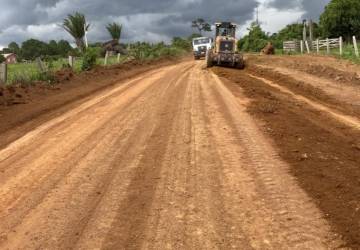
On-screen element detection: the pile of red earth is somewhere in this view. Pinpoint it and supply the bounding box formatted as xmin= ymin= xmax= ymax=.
xmin=261 ymin=42 xmax=275 ymax=55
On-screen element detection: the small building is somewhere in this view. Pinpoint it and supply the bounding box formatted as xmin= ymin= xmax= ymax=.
xmin=2 ymin=53 xmax=17 ymax=64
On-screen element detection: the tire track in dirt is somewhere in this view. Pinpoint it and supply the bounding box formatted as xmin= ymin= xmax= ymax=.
xmin=203 ymin=71 xmax=343 ymax=249
xmin=101 ymin=67 xmax=192 ymax=250
xmin=139 ymin=64 xmax=253 ymax=249
xmin=0 ymin=62 xmax=193 ymax=249
xmin=212 ymin=66 xmax=360 ymax=248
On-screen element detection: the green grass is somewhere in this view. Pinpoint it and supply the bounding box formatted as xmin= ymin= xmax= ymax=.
xmin=276 ymin=43 xmax=360 ymax=64
xmin=6 ymin=55 xmax=127 ymax=85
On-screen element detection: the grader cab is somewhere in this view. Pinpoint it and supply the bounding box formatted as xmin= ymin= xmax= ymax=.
xmin=206 ymin=22 xmax=245 ymax=69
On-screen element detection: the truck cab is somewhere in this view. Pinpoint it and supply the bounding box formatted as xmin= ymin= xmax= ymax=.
xmin=192 ymin=37 xmax=212 ymax=60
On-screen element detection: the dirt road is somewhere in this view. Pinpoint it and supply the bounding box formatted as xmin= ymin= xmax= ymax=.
xmin=0 ymin=58 xmax=358 ymax=249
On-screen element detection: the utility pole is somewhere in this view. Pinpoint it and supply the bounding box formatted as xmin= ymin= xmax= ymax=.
xmin=256 ymin=7 xmax=259 ymax=26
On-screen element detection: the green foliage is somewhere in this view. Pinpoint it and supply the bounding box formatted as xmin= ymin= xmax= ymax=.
xmin=0 ymin=54 xmax=5 ymax=63
xmin=106 ymin=22 xmax=122 ymax=41
xmin=57 ymin=40 xmax=74 ymax=57
xmin=172 ymin=37 xmax=192 ymax=51
xmin=81 ymin=47 xmax=99 ymax=71
xmin=62 ymin=12 xmax=90 ymax=51
xmin=8 ymin=42 xmax=20 ymax=54
xmin=238 ymin=23 xmax=268 ymax=52
xmin=21 ymin=39 xmax=49 ymax=60
xmin=269 ymin=22 xmax=321 ymax=48
xmin=320 ymin=0 xmax=360 ymax=41
xmin=48 ymin=40 xmax=59 ymax=55
xmin=129 ymin=41 xmax=187 ymax=60
xmin=192 ymin=18 xmax=212 ymax=35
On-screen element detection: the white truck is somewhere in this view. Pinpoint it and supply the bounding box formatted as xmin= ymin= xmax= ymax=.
xmin=192 ymin=37 xmax=212 ymax=60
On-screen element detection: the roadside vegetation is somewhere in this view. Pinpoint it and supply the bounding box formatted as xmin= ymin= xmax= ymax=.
xmin=0 ymin=12 xmax=192 ymax=85
xmin=238 ymin=0 xmax=360 ymax=63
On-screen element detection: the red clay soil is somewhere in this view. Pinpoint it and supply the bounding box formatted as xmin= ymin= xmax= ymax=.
xmin=248 ymin=55 xmax=360 ymax=86
xmin=245 ymin=65 xmax=360 ymax=117
xmin=212 ymin=66 xmax=360 ymax=248
xmin=0 ymin=57 xmax=183 ymax=149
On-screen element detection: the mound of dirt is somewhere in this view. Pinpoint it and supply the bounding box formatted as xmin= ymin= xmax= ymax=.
xmin=54 ymin=68 xmax=74 ymax=83
xmin=260 ymin=42 xmax=275 ymax=55
xmin=0 ymin=85 xmax=30 ymax=106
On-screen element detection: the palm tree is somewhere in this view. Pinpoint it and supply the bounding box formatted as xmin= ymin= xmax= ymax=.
xmin=62 ymin=12 xmax=90 ymax=52
xmin=106 ymin=22 xmax=122 ymax=42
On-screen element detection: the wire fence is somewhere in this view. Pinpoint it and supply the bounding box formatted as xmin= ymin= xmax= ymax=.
xmin=0 ymin=53 xmax=127 ymax=85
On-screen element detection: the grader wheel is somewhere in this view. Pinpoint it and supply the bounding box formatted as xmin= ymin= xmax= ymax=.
xmin=206 ymin=51 xmax=213 ymax=68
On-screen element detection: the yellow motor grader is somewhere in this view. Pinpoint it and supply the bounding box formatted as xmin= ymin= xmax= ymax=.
xmin=206 ymin=22 xmax=245 ymax=69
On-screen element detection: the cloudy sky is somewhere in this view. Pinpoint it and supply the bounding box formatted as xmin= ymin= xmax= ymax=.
xmin=0 ymin=0 xmax=330 ymax=48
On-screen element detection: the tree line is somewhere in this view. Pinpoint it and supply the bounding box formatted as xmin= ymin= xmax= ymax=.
xmin=0 ymin=39 xmax=75 ymax=61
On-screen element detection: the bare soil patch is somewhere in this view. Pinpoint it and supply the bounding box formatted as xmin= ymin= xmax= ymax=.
xmin=248 ymin=55 xmax=360 ymax=86
xmin=246 ymin=65 xmax=360 ymax=117
xmin=0 ymin=57 xmax=183 ymax=149
xmin=212 ymin=66 xmax=360 ymax=248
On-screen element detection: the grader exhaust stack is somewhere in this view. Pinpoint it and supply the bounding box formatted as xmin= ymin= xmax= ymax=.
xmin=206 ymin=22 xmax=245 ymax=69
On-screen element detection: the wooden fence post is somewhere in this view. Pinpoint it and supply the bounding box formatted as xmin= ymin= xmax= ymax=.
xmin=104 ymin=51 xmax=109 ymax=65
xmin=305 ymin=40 xmax=310 ymax=54
xmin=316 ymin=39 xmax=320 ymax=54
xmin=36 ymin=58 xmax=46 ymax=72
xmin=0 ymin=63 xmax=7 ymax=84
xmin=339 ymin=37 xmax=343 ymax=56
xmin=68 ymin=56 xmax=74 ymax=68
xmin=353 ymin=36 xmax=359 ymax=57
xmin=117 ymin=53 xmax=121 ymax=63
xmin=300 ymin=40 xmax=304 ymax=54
xmin=326 ymin=38 xmax=330 ymax=54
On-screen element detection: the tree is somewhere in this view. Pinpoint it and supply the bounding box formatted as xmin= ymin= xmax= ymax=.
xmin=270 ymin=22 xmax=321 ymax=48
xmin=172 ymin=37 xmax=191 ymax=51
xmin=192 ymin=18 xmax=212 ymax=35
xmin=48 ymin=40 xmax=59 ymax=55
xmin=62 ymin=12 xmax=90 ymax=52
xmin=8 ymin=42 xmax=20 ymax=54
xmin=21 ymin=39 xmax=48 ymax=60
xmin=0 ymin=54 xmax=5 ymax=64
xmin=238 ymin=22 xmax=268 ymax=52
xmin=57 ymin=40 xmax=73 ymax=56
xmin=106 ymin=22 xmax=122 ymax=42
xmin=320 ymin=0 xmax=360 ymax=41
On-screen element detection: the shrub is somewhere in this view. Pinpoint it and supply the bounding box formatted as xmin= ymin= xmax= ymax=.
xmin=0 ymin=54 xmax=5 ymax=64
xmin=81 ymin=47 xmax=99 ymax=71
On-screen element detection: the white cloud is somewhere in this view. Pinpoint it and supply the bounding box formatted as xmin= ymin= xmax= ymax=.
xmin=239 ymin=0 xmax=304 ymax=37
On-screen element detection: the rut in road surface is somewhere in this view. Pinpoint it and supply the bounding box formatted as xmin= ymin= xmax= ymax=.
xmin=0 ymin=61 xmax=343 ymax=249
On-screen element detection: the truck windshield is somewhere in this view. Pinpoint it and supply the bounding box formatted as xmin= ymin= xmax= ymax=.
xmin=193 ymin=38 xmax=210 ymax=45
xmin=217 ymin=27 xmax=235 ymax=37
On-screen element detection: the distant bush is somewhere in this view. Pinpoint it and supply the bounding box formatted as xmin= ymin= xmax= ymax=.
xmin=129 ymin=41 xmax=188 ymax=60
xmin=81 ymin=47 xmax=99 ymax=71
xmin=0 ymin=54 xmax=5 ymax=64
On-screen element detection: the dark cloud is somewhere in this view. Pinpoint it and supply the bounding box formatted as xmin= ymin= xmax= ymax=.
xmin=268 ymin=0 xmax=330 ymax=19
xmin=0 ymin=0 xmax=259 ymax=47
xmin=0 ymin=0 xmax=330 ymax=47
